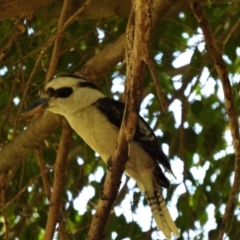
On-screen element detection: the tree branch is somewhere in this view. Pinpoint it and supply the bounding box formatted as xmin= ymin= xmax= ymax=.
xmin=0 ymin=0 xmax=238 ymax=21
xmin=0 ymin=19 xmax=25 ymax=63
xmin=87 ymin=0 xmax=154 ymax=238
xmin=188 ymin=1 xmax=240 ymax=239
xmin=75 ymin=34 xmax=125 ymax=81
xmin=0 ymin=112 xmax=61 ymax=174
xmin=0 ymin=0 xmax=57 ymax=21
xmin=0 ymin=0 xmax=131 ymax=21
xmin=44 ymin=121 xmax=72 ymax=240
xmin=36 ymin=147 xmax=52 ymax=200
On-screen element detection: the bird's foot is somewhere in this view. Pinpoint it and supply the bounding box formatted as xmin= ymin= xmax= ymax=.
xmin=107 ymin=157 xmax=113 ymax=172
xmin=99 ymin=184 xmax=116 ymax=201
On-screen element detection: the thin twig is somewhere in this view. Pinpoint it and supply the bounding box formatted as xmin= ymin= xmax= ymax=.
xmin=59 ymin=214 xmax=70 ymax=240
xmin=36 ymin=146 xmax=52 ymax=199
xmin=221 ymin=16 xmax=240 ymax=51
xmin=5 ymin=166 xmax=53 ymax=207
xmin=0 ymin=18 xmax=25 ymax=63
xmin=144 ymin=57 xmax=167 ymax=113
xmin=188 ymin=1 xmax=240 ymax=239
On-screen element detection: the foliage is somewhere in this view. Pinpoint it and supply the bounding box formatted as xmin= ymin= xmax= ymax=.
xmin=0 ymin=1 xmax=240 ymax=239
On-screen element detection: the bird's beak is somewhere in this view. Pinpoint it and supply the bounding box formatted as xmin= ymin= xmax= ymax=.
xmin=22 ymin=98 xmax=49 ymax=116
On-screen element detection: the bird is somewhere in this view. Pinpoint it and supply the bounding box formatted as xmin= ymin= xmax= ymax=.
xmin=23 ymin=75 xmax=180 ymax=239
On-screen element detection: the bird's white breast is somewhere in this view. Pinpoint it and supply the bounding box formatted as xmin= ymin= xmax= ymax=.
xmin=65 ymin=105 xmax=119 ymax=162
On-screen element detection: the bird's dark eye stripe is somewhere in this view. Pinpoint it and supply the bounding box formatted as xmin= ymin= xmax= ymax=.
xmin=45 ymin=87 xmax=73 ymax=98
xmin=55 ymin=87 xmax=73 ymax=98
xmin=78 ymin=81 xmax=98 ymax=90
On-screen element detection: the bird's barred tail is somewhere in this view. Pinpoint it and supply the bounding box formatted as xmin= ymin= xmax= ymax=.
xmin=146 ymin=179 xmax=180 ymax=239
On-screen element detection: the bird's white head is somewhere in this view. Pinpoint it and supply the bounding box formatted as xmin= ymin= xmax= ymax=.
xmin=23 ymin=75 xmax=105 ymax=116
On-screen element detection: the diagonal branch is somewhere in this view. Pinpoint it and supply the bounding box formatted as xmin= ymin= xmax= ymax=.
xmin=87 ymin=0 xmax=153 ymax=238
xmin=0 ymin=111 xmax=61 ymax=174
xmin=0 ymin=19 xmax=25 ymax=63
xmin=145 ymin=57 xmax=167 ymax=113
xmin=188 ymin=1 xmax=240 ymax=239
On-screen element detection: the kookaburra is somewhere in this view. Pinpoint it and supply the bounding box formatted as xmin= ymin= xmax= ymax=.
xmin=23 ymin=75 xmax=180 ymax=239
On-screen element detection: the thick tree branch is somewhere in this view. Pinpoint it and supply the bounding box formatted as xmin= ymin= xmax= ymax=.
xmin=0 ymin=0 xmax=130 ymax=21
xmin=44 ymin=121 xmax=72 ymax=240
xmin=0 ymin=0 xmax=238 ymax=21
xmin=0 ymin=0 xmax=57 ymax=21
xmin=75 ymin=35 xmax=125 ymax=81
xmin=0 ymin=112 xmax=61 ymax=174
xmin=87 ymin=0 xmax=154 ymax=238
xmin=188 ymin=1 xmax=240 ymax=239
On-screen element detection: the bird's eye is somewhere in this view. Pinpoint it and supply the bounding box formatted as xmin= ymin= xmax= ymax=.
xmin=46 ymin=88 xmax=55 ymax=97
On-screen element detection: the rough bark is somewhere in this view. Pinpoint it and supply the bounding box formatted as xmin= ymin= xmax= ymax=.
xmin=0 ymin=0 xmax=235 ymax=21
xmin=87 ymin=0 xmax=153 ymax=238
xmin=0 ymin=0 xmax=131 ymax=21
